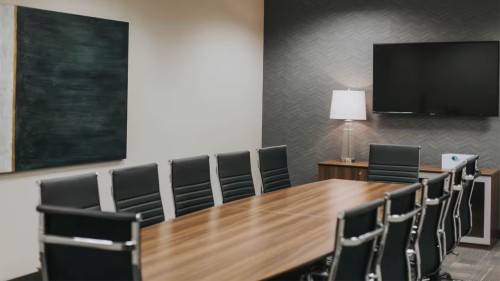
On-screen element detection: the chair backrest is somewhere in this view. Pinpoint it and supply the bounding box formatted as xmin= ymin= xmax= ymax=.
xmin=215 ymin=151 xmax=256 ymax=203
xmin=170 ymin=155 xmax=214 ymax=217
xmin=39 ymin=173 xmax=101 ymax=211
xmin=465 ymin=155 xmax=480 ymax=179
xmin=37 ymin=205 xmax=141 ymax=281
xmin=329 ymin=199 xmax=384 ymax=281
xmin=378 ymin=182 xmax=422 ymax=281
xmin=111 ymin=163 xmax=164 ymax=228
xmin=415 ymin=172 xmax=450 ymax=279
xmin=443 ymin=161 xmax=466 ymax=254
xmin=367 ymin=144 xmax=421 ymax=183
xmin=460 ymin=155 xmax=480 ymax=237
xmin=258 ymin=145 xmax=291 ymax=193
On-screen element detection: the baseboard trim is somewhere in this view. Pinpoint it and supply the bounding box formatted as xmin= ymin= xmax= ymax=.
xmin=9 ymin=271 xmax=41 ymax=281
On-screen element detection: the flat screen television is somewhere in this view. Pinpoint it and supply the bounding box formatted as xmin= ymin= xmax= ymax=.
xmin=373 ymin=41 xmax=500 ymax=116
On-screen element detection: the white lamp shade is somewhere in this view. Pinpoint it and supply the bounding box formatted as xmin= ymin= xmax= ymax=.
xmin=330 ymin=90 xmax=367 ymax=120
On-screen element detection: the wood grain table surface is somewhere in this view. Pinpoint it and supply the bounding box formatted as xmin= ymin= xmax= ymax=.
xmin=141 ymin=179 xmax=406 ymax=281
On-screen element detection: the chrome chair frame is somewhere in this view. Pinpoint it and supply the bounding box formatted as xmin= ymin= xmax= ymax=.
xmin=377 ymin=183 xmax=422 ymax=281
xmin=329 ymin=204 xmax=384 ymax=281
xmin=430 ymin=181 xmax=451 ymax=267
xmin=415 ymin=173 xmax=451 ymax=280
xmin=414 ymin=179 xmax=428 ymax=280
xmin=460 ymin=155 xmax=480 ymax=238
xmin=38 ymin=206 xmax=142 ymax=281
xmin=441 ymin=161 xmax=467 ymax=256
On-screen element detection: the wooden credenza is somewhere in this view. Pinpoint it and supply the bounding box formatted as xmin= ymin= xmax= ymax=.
xmin=318 ymin=160 xmax=499 ymax=247
xmin=318 ymin=160 xmax=370 ymax=181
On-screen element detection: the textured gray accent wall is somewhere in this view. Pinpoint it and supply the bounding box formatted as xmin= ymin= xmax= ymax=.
xmin=263 ymin=0 xmax=500 ymax=185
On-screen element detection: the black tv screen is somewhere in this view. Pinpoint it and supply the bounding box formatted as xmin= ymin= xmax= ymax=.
xmin=373 ymin=41 xmax=499 ymax=116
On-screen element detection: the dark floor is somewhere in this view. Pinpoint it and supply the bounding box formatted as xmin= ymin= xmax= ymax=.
xmin=441 ymin=244 xmax=500 ymax=281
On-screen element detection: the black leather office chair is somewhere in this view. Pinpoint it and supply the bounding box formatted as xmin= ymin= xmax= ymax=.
xmin=415 ymin=172 xmax=450 ymax=280
xmin=330 ymin=199 xmax=384 ymax=280
xmin=258 ymin=145 xmax=291 ymax=193
xmin=443 ymin=161 xmax=466 ymax=255
xmin=39 ymin=173 xmax=101 ymax=211
xmin=170 ymin=155 xmax=214 ymax=217
xmin=110 ymin=163 xmax=164 ymax=228
xmin=304 ymin=199 xmax=384 ymax=281
xmin=215 ymin=151 xmax=256 ymax=203
xmin=459 ymin=155 xmax=480 ymax=238
xmin=377 ymin=182 xmax=422 ymax=281
xmin=367 ymin=144 xmax=421 ymax=183
xmin=37 ymin=205 xmax=142 ymax=281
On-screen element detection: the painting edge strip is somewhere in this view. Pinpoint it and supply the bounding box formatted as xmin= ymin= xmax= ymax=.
xmin=0 ymin=4 xmax=16 ymax=173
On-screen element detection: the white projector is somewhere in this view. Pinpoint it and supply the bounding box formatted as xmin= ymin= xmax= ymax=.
xmin=441 ymin=153 xmax=474 ymax=170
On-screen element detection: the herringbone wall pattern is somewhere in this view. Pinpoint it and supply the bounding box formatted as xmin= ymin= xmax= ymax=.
xmin=263 ymin=0 xmax=500 ymax=185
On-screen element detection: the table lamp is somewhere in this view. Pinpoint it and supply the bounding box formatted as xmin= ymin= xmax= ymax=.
xmin=330 ymin=89 xmax=366 ymax=162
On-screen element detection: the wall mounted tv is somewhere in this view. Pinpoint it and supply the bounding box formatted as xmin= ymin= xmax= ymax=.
xmin=373 ymin=41 xmax=499 ymax=116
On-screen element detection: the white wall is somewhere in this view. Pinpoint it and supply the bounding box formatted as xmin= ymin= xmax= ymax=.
xmin=0 ymin=0 xmax=264 ymax=279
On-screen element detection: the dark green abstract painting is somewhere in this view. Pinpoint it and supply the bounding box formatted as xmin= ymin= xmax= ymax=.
xmin=0 ymin=5 xmax=128 ymax=173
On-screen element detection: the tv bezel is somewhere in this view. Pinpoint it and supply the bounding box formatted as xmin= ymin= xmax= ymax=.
xmin=372 ymin=41 xmax=500 ymax=117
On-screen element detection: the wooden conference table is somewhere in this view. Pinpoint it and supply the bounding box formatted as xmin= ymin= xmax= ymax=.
xmin=141 ymin=179 xmax=406 ymax=281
